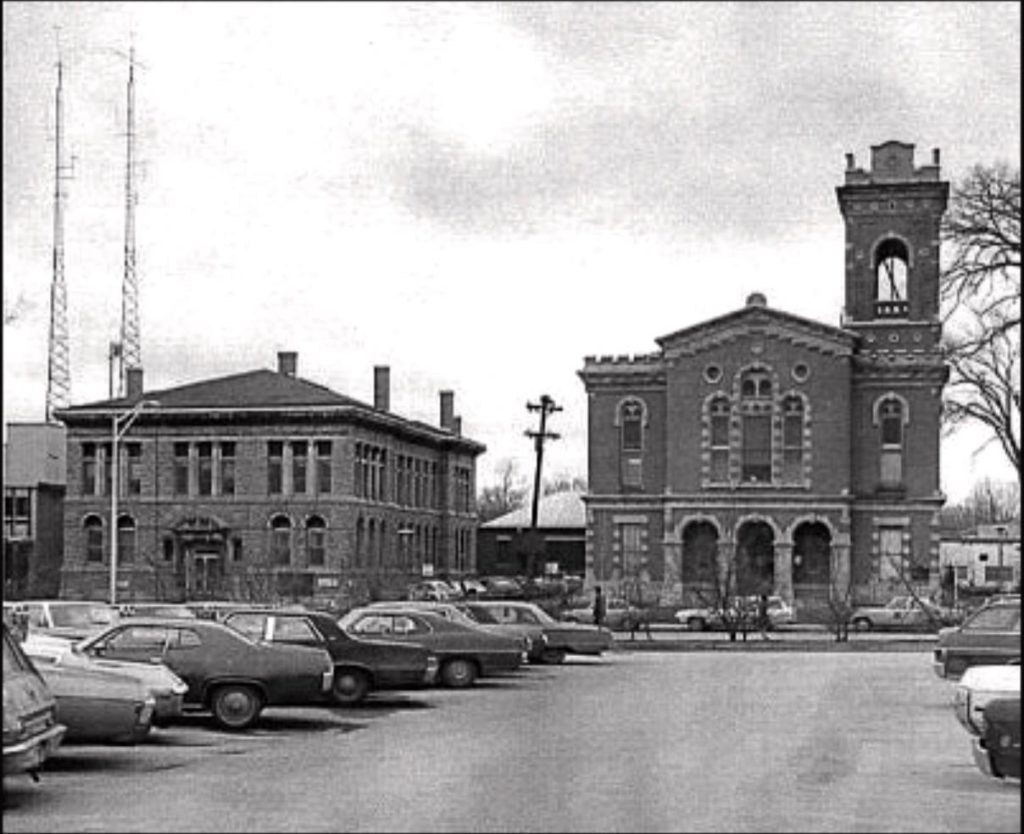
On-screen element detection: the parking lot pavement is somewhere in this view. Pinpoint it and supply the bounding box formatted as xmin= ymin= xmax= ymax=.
xmin=610 ymin=622 xmax=938 ymax=652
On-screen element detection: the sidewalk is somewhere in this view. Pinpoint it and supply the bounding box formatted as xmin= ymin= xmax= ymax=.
xmin=608 ymin=623 xmax=938 ymax=653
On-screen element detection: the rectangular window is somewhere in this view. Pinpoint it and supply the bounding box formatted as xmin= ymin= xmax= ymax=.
xmin=292 ymin=441 xmax=308 ymax=495
xmin=268 ymin=441 xmax=283 ymax=495
xmin=173 ymin=443 xmax=190 ymax=496
xmin=163 ymin=538 xmax=174 ymax=563
xmin=102 ymin=443 xmax=113 ymax=496
xmin=741 ymin=415 xmax=772 ymax=483
xmin=125 ymin=443 xmax=143 ymax=496
xmin=82 ymin=443 xmax=97 ymax=496
xmin=220 ymin=442 xmax=236 ymax=496
xmin=878 ymin=527 xmax=905 ymax=582
xmin=621 ymin=523 xmax=644 ymax=576
xmin=782 ymin=413 xmax=803 ymax=484
xmin=354 ymin=443 xmax=364 ymax=498
xmin=621 ymin=457 xmax=643 ymax=488
xmin=118 ymin=524 xmax=135 ymax=564
xmin=197 ymin=442 xmax=213 ymax=496
xmin=880 ymin=450 xmax=902 ymax=487
xmin=315 ymin=441 xmax=332 ymax=494
xmin=710 ymin=413 xmax=730 ymax=483
xmin=307 ymin=528 xmax=325 ymax=567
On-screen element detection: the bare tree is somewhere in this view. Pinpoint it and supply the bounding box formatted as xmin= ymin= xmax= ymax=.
xmin=691 ymin=554 xmax=755 ymax=643
xmin=542 ymin=473 xmax=587 ymax=496
xmin=476 ymin=458 xmax=528 ymax=522
xmin=940 ymin=478 xmax=1021 ymax=531
xmin=2 ymin=291 xmax=32 ymax=325
xmin=941 ymin=163 xmax=1021 ymax=488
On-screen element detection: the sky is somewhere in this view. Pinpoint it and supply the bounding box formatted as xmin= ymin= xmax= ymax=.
xmin=3 ymin=1 xmax=1020 ymax=501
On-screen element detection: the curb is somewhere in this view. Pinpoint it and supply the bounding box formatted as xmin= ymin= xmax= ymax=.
xmin=609 ymin=639 xmax=935 ymax=653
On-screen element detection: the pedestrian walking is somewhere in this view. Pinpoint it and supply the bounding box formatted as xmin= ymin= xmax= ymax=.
xmin=756 ymin=593 xmax=773 ymax=641
xmin=593 ymin=585 xmax=607 ymax=627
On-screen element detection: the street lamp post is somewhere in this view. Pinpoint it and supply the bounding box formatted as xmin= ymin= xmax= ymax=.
xmin=110 ymin=398 xmax=160 ymax=605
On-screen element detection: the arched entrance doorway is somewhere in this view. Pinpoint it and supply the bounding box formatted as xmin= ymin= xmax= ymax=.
xmin=792 ymin=521 xmax=832 ymax=604
xmin=681 ymin=520 xmax=719 ymax=583
xmin=734 ymin=520 xmax=774 ymax=596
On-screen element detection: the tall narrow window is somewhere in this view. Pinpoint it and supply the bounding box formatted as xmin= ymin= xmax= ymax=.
xmin=197 ymin=442 xmax=213 ymax=496
xmin=621 ymin=523 xmax=644 ymax=578
xmin=84 ymin=515 xmax=104 ymax=563
xmin=874 ymin=238 xmax=909 ymax=318
xmin=306 ymin=516 xmax=326 ymax=567
xmin=368 ymin=520 xmax=377 ymax=568
xmin=621 ymin=401 xmax=644 ymax=451
xmin=82 ymin=443 xmax=97 ymax=496
xmin=292 ymin=441 xmax=308 ymax=495
xmin=740 ymin=370 xmax=773 ymax=483
xmin=709 ymin=397 xmax=730 ymax=483
xmin=879 ymin=398 xmax=904 ymax=487
xmin=354 ymin=443 xmax=364 ymax=499
xmin=102 ymin=443 xmax=113 ymax=496
xmin=270 ymin=515 xmax=291 ymax=565
xmin=173 ymin=442 xmax=189 ymax=496
xmin=315 ymin=441 xmax=332 ymax=494
xmin=268 ymin=441 xmax=284 ymax=495
xmin=220 ymin=442 xmax=236 ymax=496
xmin=117 ymin=516 xmax=136 ymax=564
xmin=355 ymin=518 xmax=365 ymax=568
xmin=125 ymin=443 xmax=142 ymax=496
xmin=878 ymin=527 xmax=905 ymax=582
xmin=782 ymin=396 xmax=805 ymax=483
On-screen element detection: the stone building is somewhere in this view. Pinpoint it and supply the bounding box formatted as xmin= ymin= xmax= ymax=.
xmin=578 ymin=142 xmax=950 ymax=612
xmin=55 ymin=353 xmax=485 ymax=606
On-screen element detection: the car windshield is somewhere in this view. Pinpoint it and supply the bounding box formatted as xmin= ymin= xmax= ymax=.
xmin=464 ymin=605 xmax=500 ymax=624
xmin=522 ymin=604 xmax=557 ymax=625
xmin=134 ymin=605 xmax=197 ymax=619
xmin=3 ymin=626 xmax=35 ymax=673
xmin=49 ymin=603 xmax=119 ymax=629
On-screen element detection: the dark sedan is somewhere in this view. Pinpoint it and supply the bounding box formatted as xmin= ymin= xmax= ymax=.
xmin=467 ymin=600 xmax=613 ymax=662
xmin=78 ymin=618 xmax=334 ymax=730
xmin=339 ymin=607 xmax=524 ymax=688
xmin=932 ymin=598 xmax=1021 ymax=679
xmin=222 ymin=609 xmax=439 ymax=705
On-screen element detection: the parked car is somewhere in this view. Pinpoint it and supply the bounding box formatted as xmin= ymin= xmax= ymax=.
xmin=76 ymin=618 xmax=335 ymax=730
xmin=562 ymin=597 xmax=639 ymax=630
xmin=33 ymin=660 xmax=156 ymax=744
xmin=3 ymin=623 xmax=66 ymax=778
xmin=467 ymin=600 xmax=613 ymax=662
xmin=119 ymin=603 xmax=198 ymax=620
xmin=673 ymin=603 xmax=736 ymax=632
xmin=953 ymin=662 xmax=1020 ymax=737
xmin=479 ymin=576 xmax=526 ymax=599
xmin=339 ymin=607 xmax=524 ymax=688
xmin=366 ymin=600 xmax=535 ymax=658
xmin=406 ymin=580 xmax=462 ymax=602
xmin=184 ymin=600 xmax=255 ymax=622
xmin=10 ymin=599 xmax=120 ymax=641
xmin=849 ymin=595 xmax=954 ymax=631
xmin=932 ymin=598 xmax=1021 ymax=680
xmin=974 ymin=697 xmax=1021 ymax=780
xmin=222 ymin=609 xmax=438 ymax=705
xmin=21 ymin=632 xmax=188 ymax=725
xmin=458 ymin=602 xmax=550 ymax=663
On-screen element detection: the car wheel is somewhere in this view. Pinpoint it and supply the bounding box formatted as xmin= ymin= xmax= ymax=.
xmin=211 ymin=684 xmax=263 ymax=731
xmin=440 ymin=658 xmax=478 ymax=688
xmin=687 ymin=617 xmax=707 ymax=632
xmin=852 ymin=617 xmax=872 ymax=632
xmin=332 ymin=668 xmax=371 ymax=706
xmin=540 ymin=648 xmax=566 ymax=664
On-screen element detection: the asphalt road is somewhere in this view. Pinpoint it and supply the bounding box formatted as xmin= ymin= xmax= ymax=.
xmin=4 ymin=651 xmax=1019 ymax=832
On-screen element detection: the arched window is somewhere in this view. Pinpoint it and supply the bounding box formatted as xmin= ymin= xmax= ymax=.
xmin=270 ymin=515 xmax=292 ymax=565
xmin=306 ymin=516 xmax=326 ymax=566
xmin=620 ymin=400 xmax=644 ymax=451
xmin=117 ymin=515 xmax=136 ymax=564
xmin=878 ymin=397 xmax=905 ymax=487
xmin=781 ymin=396 xmax=805 ymax=483
xmin=84 ymin=515 xmax=104 ymax=563
xmin=740 ymin=371 xmax=773 ymax=483
xmin=874 ymin=238 xmax=909 ymax=317
xmin=709 ymin=397 xmax=731 ymax=483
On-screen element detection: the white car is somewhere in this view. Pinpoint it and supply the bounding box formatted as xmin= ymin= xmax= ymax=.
xmin=952 ymin=663 xmax=1020 ymax=737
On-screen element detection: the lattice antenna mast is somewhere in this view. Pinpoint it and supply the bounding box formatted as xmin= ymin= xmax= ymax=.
xmin=118 ymin=44 xmax=142 ymax=396
xmin=46 ymin=54 xmax=72 ymax=421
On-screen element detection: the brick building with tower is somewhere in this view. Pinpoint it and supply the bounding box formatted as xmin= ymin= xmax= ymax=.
xmin=578 ymin=142 xmax=950 ymax=612
xmin=54 ymin=353 xmax=484 ymax=606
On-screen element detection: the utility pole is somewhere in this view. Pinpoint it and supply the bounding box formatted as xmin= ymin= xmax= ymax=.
xmin=524 ymin=394 xmax=561 ymax=578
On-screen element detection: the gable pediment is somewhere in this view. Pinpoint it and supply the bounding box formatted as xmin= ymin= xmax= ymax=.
xmin=656 ymin=305 xmax=855 ymax=359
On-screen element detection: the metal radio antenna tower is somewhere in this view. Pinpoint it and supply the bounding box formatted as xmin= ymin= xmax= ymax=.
xmin=118 ymin=44 xmax=141 ymax=396
xmin=46 ymin=54 xmax=72 ymax=422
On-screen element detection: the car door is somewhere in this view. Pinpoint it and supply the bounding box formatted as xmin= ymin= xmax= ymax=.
xmin=159 ymin=626 xmax=209 ymax=701
xmin=90 ymin=624 xmax=171 ymax=664
xmin=950 ymin=605 xmax=1021 ymax=669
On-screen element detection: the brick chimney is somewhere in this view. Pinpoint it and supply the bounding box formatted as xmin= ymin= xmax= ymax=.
xmin=374 ymin=366 xmax=390 ymax=412
xmin=439 ymin=390 xmax=454 ymax=431
xmin=125 ymin=367 xmax=144 ymax=399
xmin=277 ymin=351 xmax=297 ymax=377
xmin=452 ymin=416 xmax=462 ymax=437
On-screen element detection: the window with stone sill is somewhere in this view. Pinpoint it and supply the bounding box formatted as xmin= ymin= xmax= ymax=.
xmin=84 ymin=515 xmax=104 ymax=563
xmin=781 ymin=396 xmax=805 ymax=484
xmin=270 ymin=515 xmax=291 ymax=566
xmin=878 ymin=398 xmax=905 ymax=488
xmin=117 ymin=515 xmax=136 ymax=564
xmin=306 ymin=516 xmax=326 ymax=566
xmin=709 ymin=397 xmax=731 ymax=483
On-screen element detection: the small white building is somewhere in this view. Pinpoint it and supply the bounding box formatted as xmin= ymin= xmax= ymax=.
xmin=939 ymin=522 xmax=1021 ymax=590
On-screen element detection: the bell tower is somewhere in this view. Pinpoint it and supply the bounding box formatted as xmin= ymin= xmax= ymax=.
xmin=836 ymin=141 xmax=949 ymax=353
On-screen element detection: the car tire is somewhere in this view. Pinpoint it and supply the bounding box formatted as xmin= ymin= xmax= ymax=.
xmin=332 ymin=668 xmax=371 ymax=706
xmin=852 ymin=617 xmax=872 ymax=632
xmin=440 ymin=658 xmax=478 ymax=688
xmin=211 ymin=684 xmax=263 ymax=731
xmin=540 ymin=648 xmax=566 ymax=664
xmin=687 ymin=617 xmax=707 ymax=632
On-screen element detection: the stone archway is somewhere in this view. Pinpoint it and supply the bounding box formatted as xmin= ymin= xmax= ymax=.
xmin=735 ymin=520 xmax=775 ymax=596
xmin=681 ymin=520 xmax=719 ymax=584
xmin=792 ymin=521 xmax=832 ymax=605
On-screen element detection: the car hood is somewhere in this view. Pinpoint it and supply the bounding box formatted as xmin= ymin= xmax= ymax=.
xmin=36 ymin=663 xmax=150 ymax=701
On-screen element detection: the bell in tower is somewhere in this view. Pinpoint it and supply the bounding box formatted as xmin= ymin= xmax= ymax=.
xmin=836 ymin=142 xmax=949 ymax=353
